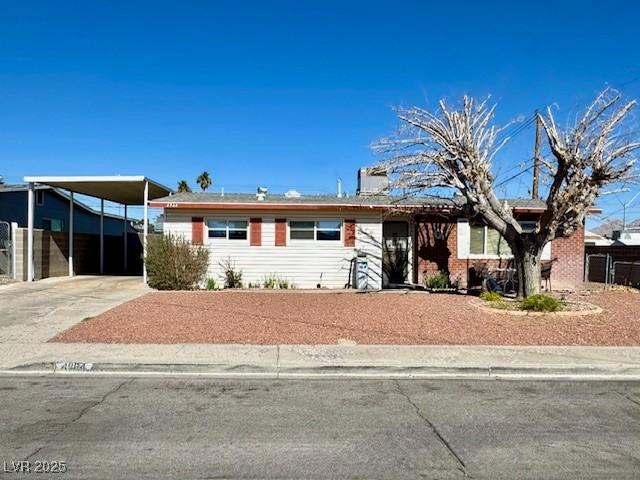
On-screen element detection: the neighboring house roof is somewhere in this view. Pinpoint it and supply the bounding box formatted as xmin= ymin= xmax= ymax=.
xmin=0 ymin=183 xmax=129 ymax=222
xmin=149 ymin=192 xmax=554 ymax=212
xmin=613 ymin=229 xmax=640 ymax=246
xmin=584 ymin=230 xmax=614 ymax=246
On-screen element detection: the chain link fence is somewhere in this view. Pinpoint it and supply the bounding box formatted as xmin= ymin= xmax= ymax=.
xmin=585 ymin=253 xmax=640 ymax=288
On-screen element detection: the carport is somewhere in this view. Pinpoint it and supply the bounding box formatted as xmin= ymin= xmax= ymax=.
xmin=23 ymin=176 xmax=172 ymax=283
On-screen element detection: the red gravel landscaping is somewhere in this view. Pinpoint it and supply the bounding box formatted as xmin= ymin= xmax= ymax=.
xmin=51 ymin=289 xmax=640 ymax=346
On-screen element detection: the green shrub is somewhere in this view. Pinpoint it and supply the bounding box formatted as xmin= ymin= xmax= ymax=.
xmin=205 ymin=278 xmax=217 ymax=290
xmin=263 ymin=274 xmax=293 ymax=289
xmin=263 ymin=274 xmax=278 ymax=289
xmin=520 ymin=294 xmax=562 ymax=312
xmin=426 ymin=271 xmax=450 ymax=289
xmin=218 ymin=257 xmax=243 ymax=288
xmin=145 ymin=234 xmax=209 ymax=290
xmin=480 ymin=291 xmax=502 ymax=302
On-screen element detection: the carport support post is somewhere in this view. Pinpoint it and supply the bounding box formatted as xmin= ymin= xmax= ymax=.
xmin=123 ymin=205 xmax=128 ymax=274
xmin=100 ymin=198 xmax=104 ymax=274
xmin=143 ymin=181 xmax=149 ymax=283
xmin=27 ymin=182 xmax=35 ymax=282
xmin=69 ymin=192 xmax=74 ymax=277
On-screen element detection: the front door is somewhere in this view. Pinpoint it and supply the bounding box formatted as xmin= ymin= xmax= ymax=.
xmin=382 ymin=221 xmax=409 ymax=287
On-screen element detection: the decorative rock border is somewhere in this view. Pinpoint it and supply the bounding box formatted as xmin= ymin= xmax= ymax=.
xmin=469 ymin=297 xmax=603 ymax=316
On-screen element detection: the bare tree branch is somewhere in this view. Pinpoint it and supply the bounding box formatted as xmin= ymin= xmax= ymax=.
xmin=374 ymin=89 xmax=639 ymax=296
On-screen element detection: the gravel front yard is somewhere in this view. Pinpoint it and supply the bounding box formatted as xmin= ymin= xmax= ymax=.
xmin=52 ymin=289 xmax=640 ymax=346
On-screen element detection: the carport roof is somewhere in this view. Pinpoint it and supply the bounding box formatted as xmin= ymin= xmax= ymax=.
xmin=23 ymin=175 xmax=173 ymax=205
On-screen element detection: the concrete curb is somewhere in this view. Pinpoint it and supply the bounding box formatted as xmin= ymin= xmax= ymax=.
xmin=4 ymin=361 xmax=640 ymax=380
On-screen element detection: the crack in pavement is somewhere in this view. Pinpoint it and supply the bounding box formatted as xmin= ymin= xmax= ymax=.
xmin=616 ymin=391 xmax=640 ymax=407
xmin=394 ymin=380 xmax=471 ymax=479
xmin=23 ymin=378 xmax=135 ymax=462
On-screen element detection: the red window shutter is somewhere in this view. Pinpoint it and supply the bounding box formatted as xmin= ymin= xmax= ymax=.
xmin=192 ymin=217 xmax=204 ymax=245
xmin=250 ymin=218 xmax=262 ymax=246
xmin=344 ymin=219 xmax=356 ymax=247
xmin=275 ymin=218 xmax=287 ymax=246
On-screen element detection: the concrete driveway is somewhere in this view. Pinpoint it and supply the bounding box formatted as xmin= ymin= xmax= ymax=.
xmin=0 ymin=276 xmax=148 ymax=343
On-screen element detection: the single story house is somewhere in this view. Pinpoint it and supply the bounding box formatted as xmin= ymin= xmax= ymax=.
xmin=0 ymin=182 xmax=135 ymax=235
xmin=150 ymin=170 xmax=587 ymax=290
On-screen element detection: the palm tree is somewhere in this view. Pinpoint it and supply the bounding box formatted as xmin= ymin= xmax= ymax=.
xmin=177 ymin=180 xmax=191 ymax=193
xmin=196 ymin=171 xmax=212 ymax=192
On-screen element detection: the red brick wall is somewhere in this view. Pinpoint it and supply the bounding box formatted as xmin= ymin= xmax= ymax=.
xmin=415 ymin=217 xmax=457 ymax=281
xmin=415 ymin=217 xmax=584 ymax=290
xmin=549 ymin=227 xmax=585 ymax=289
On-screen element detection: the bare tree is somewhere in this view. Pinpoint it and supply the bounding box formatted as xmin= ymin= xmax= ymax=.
xmin=375 ymin=89 xmax=639 ymax=297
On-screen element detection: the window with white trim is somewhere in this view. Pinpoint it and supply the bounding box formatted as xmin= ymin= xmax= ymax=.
xmin=469 ymin=224 xmax=512 ymax=256
xmin=206 ymin=219 xmax=248 ymax=240
xmin=469 ymin=221 xmax=540 ymax=256
xmin=290 ymin=220 xmax=341 ymax=241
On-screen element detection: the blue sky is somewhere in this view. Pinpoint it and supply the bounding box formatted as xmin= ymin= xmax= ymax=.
xmin=1 ymin=0 xmax=639 ymax=225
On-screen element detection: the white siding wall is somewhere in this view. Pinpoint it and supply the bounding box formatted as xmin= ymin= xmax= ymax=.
xmin=164 ymin=208 xmax=383 ymax=289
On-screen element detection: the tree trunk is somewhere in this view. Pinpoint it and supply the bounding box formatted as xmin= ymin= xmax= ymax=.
xmin=512 ymin=243 xmax=543 ymax=298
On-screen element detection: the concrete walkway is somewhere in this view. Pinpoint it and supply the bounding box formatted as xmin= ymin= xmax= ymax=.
xmin=0 ymin=276 xmax=148 ymax=343
xmin=3 ymin=344 xmax=640 ymax=379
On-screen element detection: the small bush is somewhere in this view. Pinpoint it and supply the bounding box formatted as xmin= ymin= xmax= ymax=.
xmin=520 ymin=294 xmax=562 ymax=312
xmin=247 ymin=282 xmax=260 ymax=288
xmin=219 ymin=257 xmax=243 ymax=288
xmin=263 ymin=274 xmax=293 ymax=289
xmin=426 ymin=271 xmax=450 ymax=289
xmin=145 ymin=234 xmax=209 ymax=290
xmin=263 ymin=274 xmax=278 ymax=289
xmin=480 ymin=291 xmax=502 ymax=302
xmin=205 ymin=278 xmax=217 ymax=290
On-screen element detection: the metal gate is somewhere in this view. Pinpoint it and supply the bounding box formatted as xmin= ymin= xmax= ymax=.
xmin=0 ymin=221 xmax=12 ymax=278
xmin=585 ymin=253 xmax=640 ymax=288
xmin=612 ymin=261 xmax=640 ymax=288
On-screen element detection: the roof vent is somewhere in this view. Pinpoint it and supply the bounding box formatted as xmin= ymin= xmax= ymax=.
xmin=256 ymin=186 xmax=268 ymax=201
xmin=284 ymin=189 xmax=301 ymax=198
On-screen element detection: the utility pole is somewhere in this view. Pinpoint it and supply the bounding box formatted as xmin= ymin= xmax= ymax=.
xmin=622 ymin=191 xmax=640 ymax=230
xmin=532 ymin=112 xmax=541 ymax=199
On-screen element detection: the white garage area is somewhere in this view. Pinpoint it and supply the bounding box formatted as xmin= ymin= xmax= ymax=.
xmin=23 ymin=176 xmax=172 ymax=283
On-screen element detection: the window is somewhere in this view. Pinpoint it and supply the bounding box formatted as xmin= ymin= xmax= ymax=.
xmin=290 ymin=221 xmax=315 ymax=240
xmin=316 ymin=220 xmax=341 ymax=241
xmin=519 ymin=221 xmax=537 ymax=233
xmin=468 ymin=221 xmax=541 ymax=256
xmin=206 ymin=219 xmax=247 ymax=240
xmin=42 ymin=218 xmax=63 ymax=232
xmin=469 ymin=224 xmax=512 ymax=256
xmin=290 ymin=220 xmax=342 ymax=241
xmin=36 ymin=190 xmax=45 ymax=206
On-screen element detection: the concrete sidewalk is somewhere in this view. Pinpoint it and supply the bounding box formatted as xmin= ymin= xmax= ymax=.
xmin=3 ymin=343 xmax=640 ymax=379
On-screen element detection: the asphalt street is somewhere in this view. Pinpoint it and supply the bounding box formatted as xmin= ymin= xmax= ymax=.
xmin=1 ymin=376 xmax=639 ymax=479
